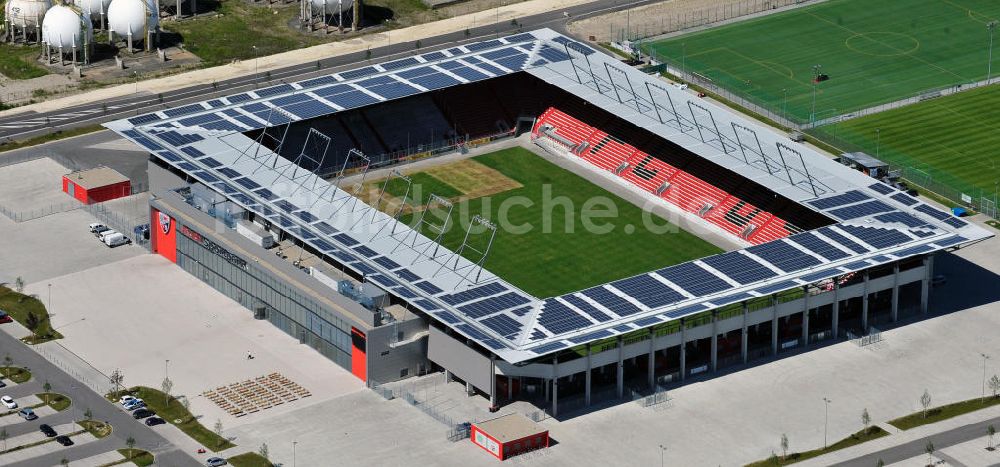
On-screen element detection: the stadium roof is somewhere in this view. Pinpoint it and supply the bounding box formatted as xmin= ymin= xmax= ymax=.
xmin=106 ymin=29 xmax=992 ymax=363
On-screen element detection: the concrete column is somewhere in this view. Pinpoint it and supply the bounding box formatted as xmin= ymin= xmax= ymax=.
xmin=710 ymin=311 xmax=718 ymax=372
xmin=584 ymin=345 xmax=592 ymax=407
xmin=647 ymin=329 xmax=656 ymax=390
xmin=507 ymin=376 xmax=513 ymax=401
xmin=490 ymin=355 xmax=497 ymax=407
xmin=444 ymin=370 xmax=452 ymax=383
xmin=466 ymin=381 xmax=474 ymax=396
xmin=891 ymin=263 xmax=900 ymax=322
xmin=771 ymin=295 xmax=779 ymax=355
xmin=679 ymin=318 xmax=687 ymax=381
xmin=832 ymin=280 xmax=840 ymax=339
xmin=552 ymin=355 xmax=559 ymax=417
xmin=741 ymin=302 xmax=748 ymax=364
xmin=861 ymin=271 xmax=870 ymax=332
xmin=921 ymin=255 xmax=933 ymax=314
xmin=801 ymin=286 xmax=810 ymax=346
xmin=616 ymin=337 xmax=624 ymax=399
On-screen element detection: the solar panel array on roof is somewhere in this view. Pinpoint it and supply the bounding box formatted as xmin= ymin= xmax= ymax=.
xmin=441 ymin=282 xmax=507 ymax=305
xmin=838 ymin=225 xmax=912 ymax=249
xmin=874 ymin=211 xmax=928 ymax=228
xmin=481 ymin=314 xmax=523 ymax=339
xmin=562 ymin=294 xmax=612 ymax=322
xmin=818 ymin=227 xmax=869 ymax=253
xmin=702 ymin=252 xmax=777 ymax=284
xmin=746 ymin=240 xmax=822 ymax=272
xmin=869 ymin=183 xmax=895 ymax=195
xmin=914 ymin=204 xmax=952 ymax=221
xmin=788 ymin=232 xmax=849 ymax=260
xmin=828 ymin=200 xmax=894 ymax=220
xmin=611 ymin=275 xmax=685 ymax=308
xmin=656 ymin=262 xmax=731 ymax=296
xmin=890 ymin=192 xmax=919 ymax=206
xmin=808 ymin=190 xmax=869 ymax=210
xmin=538 ymin=299 xmax=592 ymax=334
xmin=582 ymin=287 xmax=642 ymax=316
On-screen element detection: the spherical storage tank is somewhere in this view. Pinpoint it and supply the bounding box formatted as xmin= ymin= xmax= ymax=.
xmin=6 ymin=0 xmax=53 ymax=27
xmin=41 ymin=4 xmax=92 ymax=49
xmin=107 ymin=0 xmax=157 ymax=39
xmin=310 ymin=0 xmax=352 ymax=15
xmin=75 ymin=0 xmax=111 ymax=20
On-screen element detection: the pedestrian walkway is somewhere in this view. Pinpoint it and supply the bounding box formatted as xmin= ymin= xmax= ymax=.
xmin=60 ymin=450 xmax=126 ymax=467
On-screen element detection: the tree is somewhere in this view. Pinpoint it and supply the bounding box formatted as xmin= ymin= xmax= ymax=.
xmin=161 ymin=377 xmax=173 ymax=404
xmin=925 ymin=441 xmax=935 ymax=465
xmin=109 ymin=369 xmax=124 ymax=397
xmin=780 ymin=433 xmax=789 ymax=460
xmin=365 ymin=48 xmax=372 ymax=62
xmin=920 ymin=389 xmax=932 ymax=418
xmin=990 ymin=375 xmax=1000 ymax=399
xmin=84 ymin=407 xmax=93 ymax=422
xmin=259 ymin=442 xmax=269 ymax=460
xmin=415 ymin=40 xmax=422 ymax=50
xmin=876 ymin=458 xmax=884 ymax=467
xmin=989 ymin=424 xmax=996 ymax=450
xmin=1 ymin=427 xmax=7 ymax=451
xmin=24 ymin=311 xmax=39 ymax=337
xmin=13 ymin=276 xmax=24 ymax=294
xmin=42 ymin=380 xmax=51 ymax=405
xmin=126 ymin=435 xmax=136 ymax=459
xmin=3 ymin=354 xmax=11 ymax=374
xmin=861 ymin=408 xmax=871 ymax=435
xmin=60 ymin=458 xmax=68 ymax=466
xmin=214 ymin=419 xmax=224 ymax=447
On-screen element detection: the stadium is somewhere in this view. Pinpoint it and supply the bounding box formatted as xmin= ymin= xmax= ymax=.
xmin=105 ymin=28 xmax=991 ymax=417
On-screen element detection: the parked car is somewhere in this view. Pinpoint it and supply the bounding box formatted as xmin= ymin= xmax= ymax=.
xmin=126 ymin=402 xmax=148 ymax=413
xmin=97 ymin=229 xmax=118 ymax=241
xmin=119 ymin=395 xmax=138 ymax=406
xmin=206 ymin=457 xmax=228 ymax=467
xmin=18 ymin=408 xmax=36 ymax=420
xmin=0 ymin=310 xmax=11 ymax=324
xmin=88 ymin=223 xmax=106 ymax=233
xmin=144 ymin=416 xmax=165 ymax=426
xmin=122 ymin=398 xmax=144 ymax=410
xmin=39 ymin=424 xmax=57 ymax=437
xmin=55 ymin=435 xmax=73 ymax=446
xmin=1 ymin=395 xmax=17 ymax=409
xmin=93 ymin=225 xmax=111 ymax=237
xmin=104 ymin=232 xmax=131 ymax=248
xmin=132 ymin=408 xmax=155 ymax=419
xmin=0 ymin=379 xmax=6 ymax=388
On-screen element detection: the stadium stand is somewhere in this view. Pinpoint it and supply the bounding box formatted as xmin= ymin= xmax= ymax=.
xmin=433 ymin=84 xmax=512 ymax=138
xmin=364 ymin=96 xmax=455 ymax=153
xmin=531 ymin=107 xmax=819 ymax=244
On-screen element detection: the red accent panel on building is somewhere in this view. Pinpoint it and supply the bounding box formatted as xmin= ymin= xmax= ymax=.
xmin=350 ymin=327 xmax=367 ymax=382
xmin=151 ymin=208 xmax=177 ymax=263
xmin=61 ymin=175 xmax=131 ymax=205
xmin=471 ymin=415 xmax=549 ymax=461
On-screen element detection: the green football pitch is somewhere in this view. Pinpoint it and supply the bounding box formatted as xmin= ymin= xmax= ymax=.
xmin=820 ymin=83 xmax=1000 ymax=204
xmin=642 ymin=0 xmax=1000 ymax=123
xmin=396 ymin=147 xmax=723 ymax=298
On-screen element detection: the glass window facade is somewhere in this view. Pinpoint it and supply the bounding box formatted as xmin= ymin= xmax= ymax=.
xmin=175 ymin=227 xmax=354 ymax=371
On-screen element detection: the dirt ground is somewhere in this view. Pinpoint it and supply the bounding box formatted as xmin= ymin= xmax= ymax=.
xmin=568 ymin=0 xmax=776 ymax=43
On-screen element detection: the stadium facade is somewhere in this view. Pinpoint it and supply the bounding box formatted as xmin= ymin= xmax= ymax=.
xmin=107 ymin=29 xmax=991 ymax=415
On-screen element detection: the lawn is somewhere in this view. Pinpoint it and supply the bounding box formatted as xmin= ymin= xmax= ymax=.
xmin=643 ymin=0 xmax=1000 ymax=123
xmin=117 ymin=448 xmax=154 ymax=466
xmin=745 ymin=427 xmax=889 ymax=466
xmin=0 ymin=366 xmax=32 ymax=384
xmin=77 ymin=420 xmax=113 ymax=439
xmin=36 ymin=392 xmax=71 ymax=411
xmin=228 ymin=452 xmax=273 ymax=467
xmin=383 ymin=172 xmax=463 ymax=205
xmin=815 ymin=83 xmax=1000 ymax=206
xmin=0 ymin=43 xmax=48 ymax=80
xmin=889 ymin=395 xmax=1000 ymax=430
xmin=110 ymin=387 xmax=235 ymax=451
xmin=0 ymin=286 xmax=63 ymax=344
xmin=399 ymin=147 xmax=722 ymax=297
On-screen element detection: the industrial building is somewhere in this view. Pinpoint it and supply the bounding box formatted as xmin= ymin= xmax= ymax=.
xmin=105 ymin=28 xmax=992 ymax=418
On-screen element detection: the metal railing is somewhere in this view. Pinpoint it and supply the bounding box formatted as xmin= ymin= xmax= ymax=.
xmin=847 ymin=327 xmax=883 ymax=347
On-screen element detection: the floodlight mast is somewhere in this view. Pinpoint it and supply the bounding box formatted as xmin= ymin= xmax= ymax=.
xmin=435 ymin=215 xmax=498 ymax=286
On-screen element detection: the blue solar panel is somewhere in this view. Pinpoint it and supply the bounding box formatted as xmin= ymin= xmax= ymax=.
xmin=339 ymin=66 xmax=377 ymax=80
xmin=838 ymin=225 xmax=912 ymax=249
xmin=663 ymin=303 xmax=707 ymax=319
xmin=437 ymin=61 xmax=489 ymax=81
xmin=299 ymin=75 xmax=338 ymax=88
xmin=202 ymin=120 xmax=241 ymax=131
xmin=457 ymin=292 xmax=532 ymax=319
xmin=155 ymin=150 xmax=180 ymax=162
xmin=441 ymin=282 xmax=507 ymax=305
xmin=254 ymin=188 xmax=277 ymax=201
xmin=357 ymin=76 xmax=420 ymax=99
xmin=311 ymin=239 xmax=336 ymax=252
xmin=435 ymin=311 xmax=462 ymax=324
xmin=381 ymin=57 xmax=419 ymax=71
xmin=463 ymin=57 xmax=506 ymax=76
xmin=313 ymin=222 xmax=338 ymax=235
xmin=334 ymin=233 xmax=358 ymax=246
xmin=551 ymin=36 xmax=595 ymax=55
xmin=891 ymin=192 xmax=919 ymax=206
xmin=354 ymin=263 xmax=377 ymax=275
xmin=480 ymin=314 xmax=522 ymax=339
xmin=656 ymin=262 xmax=732 ymax=296
xmin=227 ymin=93 xmax=252 ymax=103
xmin=788 ymin=232 xmax=849 ymax=261
xmin=828 ymin=200 xmax=895 ymax=220
xmin=395 ymin=269 xmax=420 ymax=282
xmin=874 ymin=211 xmax=929 ymax=228
xmin=712 ymin=293 xmax=753 ymax=306
xmin=538 ymin=299 xmax=593 ymax=334
xmin=537 ymin=45 xmax=570 ymax=63
xmin=913 ymin=204 xmax=952 ymax=221
xmin=503 ymin=33 xmax=535 ymax=43
xmin=273 ymin=200 xmax=298 ymax=213
xmin=405 ymin=71 xmax=461 ymax=90
xmin=843 ymin=260 xmax=871 ymax=271
xmin=746 ymin=240 xmax=822 ymax=273
xmin=466 ymin=39 xmax=503 ymax=51
xmin=414 ymin=281 xmax=443 ymax=295
xmin=493 ymin=53 xmax=529 ymax=71
xmin=869 ymin=183 xmax=895 ymax=195
xmin=569 ymin=329 xmax=612 ymax=344
xmin=163 ymin=104 xmax=206 ymax=118
xmin=611 ymin=275 xmax=684 ymax=308
xmin=561 ymin=295 xmax=612 ymax=322
xmin=368 ymin=274 xmax=400 ymax=289
xmin=373 ymin=256 xmax=400 ymax=270
xmin=935 ymin=235 xmax=967 ymax=247
xmin=295 ymin=211 xmax=317 ymax=223
xmin=910 ymin=229 xmax=935 ymax=238
xmin=354 ymin=245 xmax=378 ymax=257
xmin=530 ymin=341 xmax=567 ymax=355
xmin=582 ymin=287 xmax=642 ymax=316
xmin=421 ymin=51 xmax=446 ymax=61
xmin=194 ymin=171 xmax=219 ymax=183
xmin=754 ymin=281 xmax=799 ymax=295
xmin=808 ymin=190 xmax=870 ymax=210
xmin=176 ymin=162 xmax=197 ymax=172
xmin=177 ymin=114 xmax=221 ymax=127
xmin=284 ymin=100 xmax=336 ymax=119
xmin=633 ymin=316 xmax=663 ymax=327
xmin=701 ymin=252 xmax=777 ymax=284
xmin=894 ymin=244 xmax=933 ymax=257
xmin=254 ymin=84 xmax=294 ymax=97
xmin=128 ymin=114 xmax=160 ymax=125
xmin=801 ymin=268 xmax=843 ymax=283
xmin=216 ymin=167 xmax=240 ymax=178
xmin=943 ymin=217 xmax=967 ymax=228
xmin=818 ymin=227 xmax=869 ymax=253
xmin=314 ymin=85 xmax=382 ymax=109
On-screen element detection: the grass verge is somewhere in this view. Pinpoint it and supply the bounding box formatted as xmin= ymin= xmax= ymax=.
xmin=0 ymin=286 xmax=63 ymax=344
xmin=987 ymin=220 xmax=1000 ymax=230
xmin=0 ymin=125 xmax=104 ymax=154
xmin=109 ymin=387 xmax=235 ymax=451
xmin=36 ymin=392 xmax=71 ymax=411
xmin=0 ymin=366 xmax=32 ymax=384
xmin=116 ymin=448 xmax=154 ymax=466
xmin=78 ymin=419 xmax=113 ymax=439
xmin=888 ymin=396 xmax=1000 ymax=430
xmin=228 ymin=452 xmax=273 ymax=467
xmin=745 ymin=427 xmax=889 ymax=466
xmin=0 ymin=43 xmax=48 ymax=80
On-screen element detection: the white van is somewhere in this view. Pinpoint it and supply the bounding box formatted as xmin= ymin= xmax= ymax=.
xmin=98 ymin=229 xmax=118 ymax=242
xmin=104 ymin=232 xmax=129 ymax=247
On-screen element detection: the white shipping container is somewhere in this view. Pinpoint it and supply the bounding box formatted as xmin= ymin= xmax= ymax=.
xmin=236 ymin=220 xmax=275 ymax=249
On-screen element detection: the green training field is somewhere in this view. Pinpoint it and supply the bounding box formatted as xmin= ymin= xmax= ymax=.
xmin=643 ymin=0 xmax=1000 ymax=123
xmin=397 ymin=147 xmax=722 ymax=298
xmin=818 ymin=83 xmax=1000 ymax=203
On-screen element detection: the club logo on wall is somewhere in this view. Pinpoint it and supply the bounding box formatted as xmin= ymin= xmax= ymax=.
xmin=158 ymin=212 xmax=171 ymax=235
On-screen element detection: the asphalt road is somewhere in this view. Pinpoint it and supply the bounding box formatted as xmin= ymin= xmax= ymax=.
xmin=0 ymin=330 xmax=199 ymax=467
xmin=832 ymin=416 xmax=1000 ymax=466
xmin=0 ymin=0 xmax=657 ymax=142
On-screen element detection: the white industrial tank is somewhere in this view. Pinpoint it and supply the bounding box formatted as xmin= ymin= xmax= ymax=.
xmin=106 ymin=0 xmax=156 ymax=39
xmin=310 ymin=0 xmax=352 ymax=15
xmin=5 ymin=0 xmax=52 ymax=27
xmin=41 ymin=4 xmax=92 ymax=49
xmin=74 ymin=0 xmax=111 ymax=20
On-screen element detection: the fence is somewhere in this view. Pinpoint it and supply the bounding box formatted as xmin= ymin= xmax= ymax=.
xmin=632 ymin=386 xmax=672 ymax=408
xmin=34 ymin=340 xmax=118 ymax=397
xmin=846 ymin=327 xmax=883 ymax=348
xmin=0 ymin=182 xmax=150 ymax=227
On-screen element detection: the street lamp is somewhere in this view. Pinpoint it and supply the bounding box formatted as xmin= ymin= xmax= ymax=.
xmin=47 ymin=284 xmax=51 ymax=314
xmin=988 ymin=21 xmax=998 ymax=82
xmin=132 ymin=71 xmax=139 ymax=114
xmin=658 ymin=444 xmax=667 ymax=467
xmin=810 ymin=64 xmax=822 ymax=126
xmin=982 ymin=353 xmax=990 ymax=403
xmin=165 ymin=359 xmax=170 ymax=381
xmin=252 ymin=45 xmax=259 ymax=87
xmin=292 ymin=440 xmax=298 ymax=467
xmin=822 ymin=397 xmax=832 ymax=449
